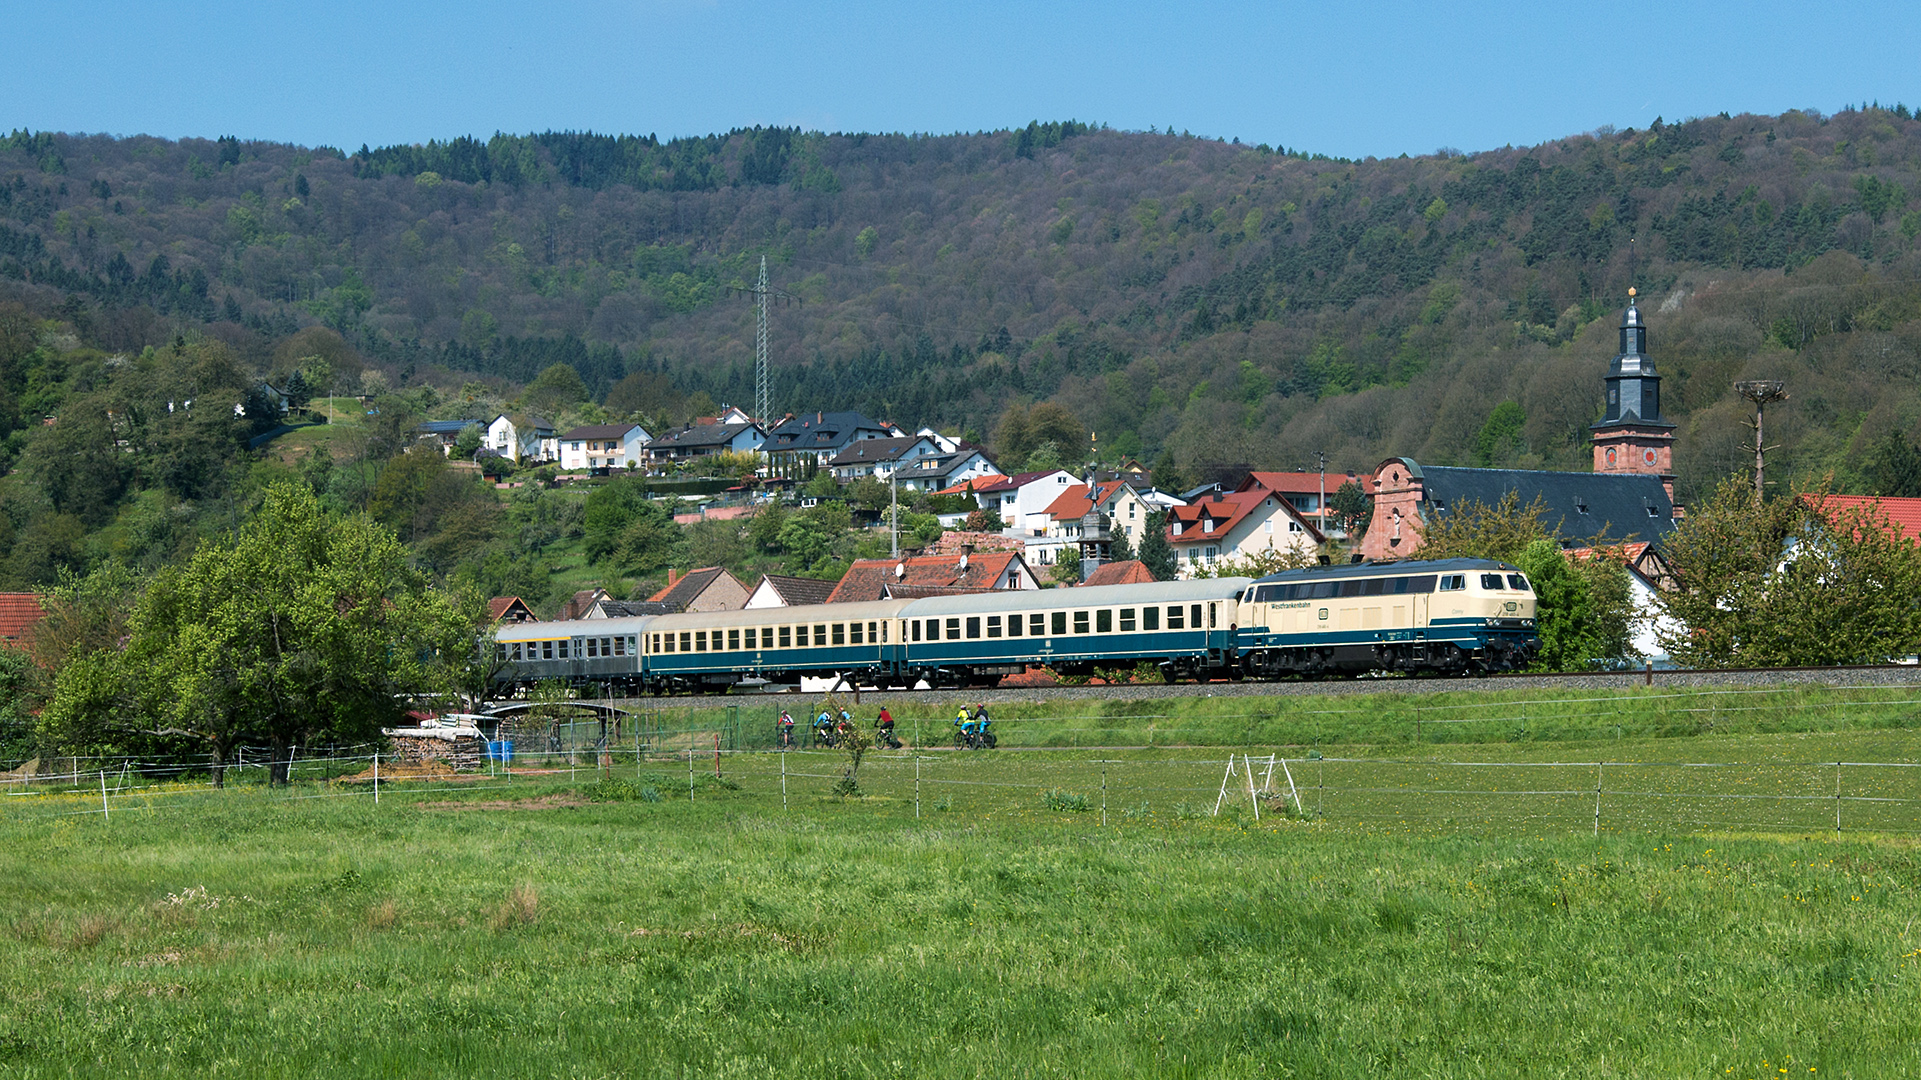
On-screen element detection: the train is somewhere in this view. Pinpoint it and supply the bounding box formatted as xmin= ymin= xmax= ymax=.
xmin=488 ymin=558 xmax=1538 ymax=695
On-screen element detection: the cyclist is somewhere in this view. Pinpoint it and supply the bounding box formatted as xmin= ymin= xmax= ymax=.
xmin=777 ymin=709 xmax=796 ymax=749
xmin=813 ymin=709 xmax=836 ymax=747
xmin=973 ymin=704 xmax=993 ymax=748
xmin=956 ymin=703 xmax=980 ymax=748
xmin=876 ymin=705 xmax=899 ymax=748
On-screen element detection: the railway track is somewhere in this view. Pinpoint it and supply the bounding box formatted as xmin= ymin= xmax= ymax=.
xmin=591 ymin=662 xmax=1921 ymax=709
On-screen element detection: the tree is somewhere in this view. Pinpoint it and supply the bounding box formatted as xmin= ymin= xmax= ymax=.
xmin=525 ymin=363 xmax=589 ymax=411
xmin=1514 ymin=539 xmax=1634 ymax=671
xmin=1049 ymin=545 xmax=1082 ymax=584
xmin=42 ymin=483 xmax=481 ymax=785
xmin=1657 ymin=479 xmax=1921 ymax=667
xmin=454 ymin=422 xmax=484 ymax=458
xmin=1864 ymin=430 xmax=1921 ymax=497
xmin=1329 ymin=480 xmax=1373 ymax=539
xmin=1412 ymin=491 xmax=1555 ymax=562
xmin=1108 ymin=525 xmax=1135 ymax=563
xmin=1138 ymin=509 xmax=1176 ymax=580
xmin=961 ymin=508 xmax=1003 ymax=532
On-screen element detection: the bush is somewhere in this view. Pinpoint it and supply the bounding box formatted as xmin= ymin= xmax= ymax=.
xmin=1042 ymin=788 xmax=1091 ymax=812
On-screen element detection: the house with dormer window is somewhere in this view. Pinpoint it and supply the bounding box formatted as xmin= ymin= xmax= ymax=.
xmin=1163 ymin=491 xmax=1322 ymax=578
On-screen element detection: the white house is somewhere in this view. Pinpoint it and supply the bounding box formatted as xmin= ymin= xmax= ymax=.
xmin=970 ymin=470 xmax=1079 ymax=536
xmin=559 ymin=423 xmax=651 ymax=471
xmin=484 ymin=414 xmax=558 ymax=463
xmin=1162 ymin=490 xmax=1321 ymax=578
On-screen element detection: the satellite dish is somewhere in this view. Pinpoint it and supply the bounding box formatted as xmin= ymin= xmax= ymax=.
xmin=958 ymin=552 xmax=969 ymax=573
xmin=895 ymin=562 xmax=906 ymax=579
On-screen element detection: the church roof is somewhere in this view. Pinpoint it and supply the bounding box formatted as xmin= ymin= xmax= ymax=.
xmin=1416 ymin=465 xmax=1677 ymax=546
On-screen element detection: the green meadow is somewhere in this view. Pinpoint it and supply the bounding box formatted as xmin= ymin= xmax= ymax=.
xmin=5 ymin=685 xmax=1920 ymax=1077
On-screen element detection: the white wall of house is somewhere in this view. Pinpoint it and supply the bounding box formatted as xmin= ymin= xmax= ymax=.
xmin=560 ymin=427 xmax=650 ymax=471
xmin=996 ymin=471 xmax=1078 ymax=536
xmin=1172 ymin=499 xmax=1316 ymax=578
xmin=485 ymin=415 xmax=519 ymax=460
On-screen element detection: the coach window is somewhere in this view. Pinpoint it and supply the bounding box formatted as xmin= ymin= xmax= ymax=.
xmin=1005 ymin=613 xmax=1021 ymax=638
xmin=850 ymin=622 xmax=863 ymax=645
xmin=910 ymin=620 xmax=921 ymax=642
xmin=561 ymin=640 xmax=573 ymax=659
xmin=603 ymin=637 xmax=614 ymax=656
xmin=1074 ymin=611 xmax=1090 ymax=634
xmin=697 ymin=631 xmax=709 ymax=653
xmin=814 ymin=625 xmax=828 ymax=647
xmin=1480 ymin=573 xmax=1503 ymax=590
xmin=744 ymin=628 xmax=756 ymax=649
xmin=1167 ymin=606 xmax=1184 ymax=630
xmin=541 ymin=640 xmax=553 ymax=660
xmin=1439 ymin=574 xmax=1466 ymax=591
xmin=1192 ymin=605 xmax=1204 ymax=629
xmin=1208 ymin=604 xmax=1218 ymax=628
xmin=1144 ymin=606 xmax=1159 ymax=630
xmin=680 ymin=631 xmax=692 ymax=652
xmin=987 ymin=615 xmax=1002 ymax=638
xmin=1096 ymin=609 xmax=1112 ymax=633
xmin=1051 ymin=611 xmax=1067 ymax=636
xmin=832 ymin=624 xmax=844 ymax=645
xmin=586 ymin=638 xmax=598 ymax=658
xmin=777 ymin=626 xmax=790 ymax=648
xmin=924 ymin=618 xmax=939 ymax=641
xmin=724 ymin=629 xmax=737 ymax=650
xmin=966 ymin=616 xmax=981 ymax=639
xmin=1030 ymin=613 xmax=1046 ymax=636
xmin=497 ymin=644 xmax=508 ymax=662
xmin=946 ymin=618 xmax=961 ymax=640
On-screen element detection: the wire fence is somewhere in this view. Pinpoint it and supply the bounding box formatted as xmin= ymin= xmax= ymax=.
xmin=8 ymin=738 xmax=1920 ymax=838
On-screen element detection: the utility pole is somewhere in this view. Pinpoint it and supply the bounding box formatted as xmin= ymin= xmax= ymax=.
xmin=1735 ymin=380 xmax=1788 ymax=503
xmin=1316 ymin=450 xmax=1327 ymax=534
xmin=890 ymin=471 xmax=899 ymax=558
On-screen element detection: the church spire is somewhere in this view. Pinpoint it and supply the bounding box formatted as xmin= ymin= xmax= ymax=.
xmin=1592 ymin=287 xmax=1676 ymax=497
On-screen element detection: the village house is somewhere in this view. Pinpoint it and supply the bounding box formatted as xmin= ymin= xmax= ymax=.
xmin=893 ymin=445 xmax=1001 ymax=494
xmin=763 ymin=411 xmax=895 ymax=471
xmin=825 ymin=550 xmax=1040 ymax=603
xmin=824 ymin=435 xmax=942 ymax=481
xmin=485 ymin=414 xmax=558 ymax=463
xmin=1235 ymin=471 xmax=1377 ymax=537
xmin=743 ymin=574 xmax=838 ymax=609
xmin=647 ymin=421 xmax=766 ymax=463
xmin=647 ymin=567 xmax=750 ymax=612
xmin=1163 ymin=490 xmax=1323 ymax=577
xmin=559 ymin=423 xmax=651 ymax=472
xmin=968 ymin=470 xmax=1080 ymax=537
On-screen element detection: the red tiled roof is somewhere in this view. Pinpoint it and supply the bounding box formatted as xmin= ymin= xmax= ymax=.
xmin=486 ymin=597 xmax=537 ymax=623
xmin=1039 ymin=481 xmax=1127 ymax=522
xmin=0 ymin=594 xmax=42 ymax=646
xmin=1239 ymin=471 xmax=1378 ymax=496
xmin=826 ymin=552 xmax=1027 ymax=604
xmin=1804 ymin=494 xmax=1921 ymax=542
xmin=1165 ymin=491 xmax=1319 ymax=544
xmin=925 ymin=531 xmax=1026 ymax=555
xmin=752 ymin=574 xmax=837 ymax=607
xmin=1081 ymin=560 xmax=1156 ymax=587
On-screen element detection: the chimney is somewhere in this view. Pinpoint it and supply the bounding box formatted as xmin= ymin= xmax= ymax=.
xmin=960 ymin=543 xmax=975 ymax=557
xmin=667 ymin=569 xmax=679 ymax=588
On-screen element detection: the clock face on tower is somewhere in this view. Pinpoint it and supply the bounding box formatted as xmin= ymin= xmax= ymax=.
xmin=1643 ymin=448 xmax=1658 ymax=466
xmin=1605 ymin=447 xmax=1617 ymax=466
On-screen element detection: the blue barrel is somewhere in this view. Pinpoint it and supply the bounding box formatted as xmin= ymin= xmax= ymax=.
xmin=486 ymin=740 xmax=516 ymax=762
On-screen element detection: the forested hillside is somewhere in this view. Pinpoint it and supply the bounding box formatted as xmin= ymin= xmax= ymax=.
xmin=5 ymin=108 xmax=1921 ymax=594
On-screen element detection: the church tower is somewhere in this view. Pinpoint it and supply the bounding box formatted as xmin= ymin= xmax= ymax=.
xmin=1592 ymin=287 xmax=1676 ymax=500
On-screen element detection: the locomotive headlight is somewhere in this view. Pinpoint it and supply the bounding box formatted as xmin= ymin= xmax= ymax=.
xmin=1503 ymin=601 xmax=1518 ymax=613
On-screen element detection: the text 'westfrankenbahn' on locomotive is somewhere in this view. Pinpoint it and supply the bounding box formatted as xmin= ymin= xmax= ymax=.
xmin=489 ymin=558 xmax=1537 ymax=695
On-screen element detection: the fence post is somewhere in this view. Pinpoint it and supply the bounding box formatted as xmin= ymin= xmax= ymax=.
xmin=1101 ymin=764 xmax=1107 ymax=827
xmin=688 ymin=739 xmax=694 ymax=802
xmin=1835 ymin=761 xmax=1843 ymax=833
xmin=100 ymin=769 xmax=109 ymax=820
xmin=1593 ymin=761 xmax=1604 ymax=837
xmin=373 ymin=752 xmax=380 ymax=805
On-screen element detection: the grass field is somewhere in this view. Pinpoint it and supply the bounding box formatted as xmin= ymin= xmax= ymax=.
xmin=5 ymin=724 xmax=1921 ymax=1078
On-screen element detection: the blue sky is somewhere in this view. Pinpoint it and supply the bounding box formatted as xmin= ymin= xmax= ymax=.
xmin=8 ymin=0 xmax=1918 ymax=159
